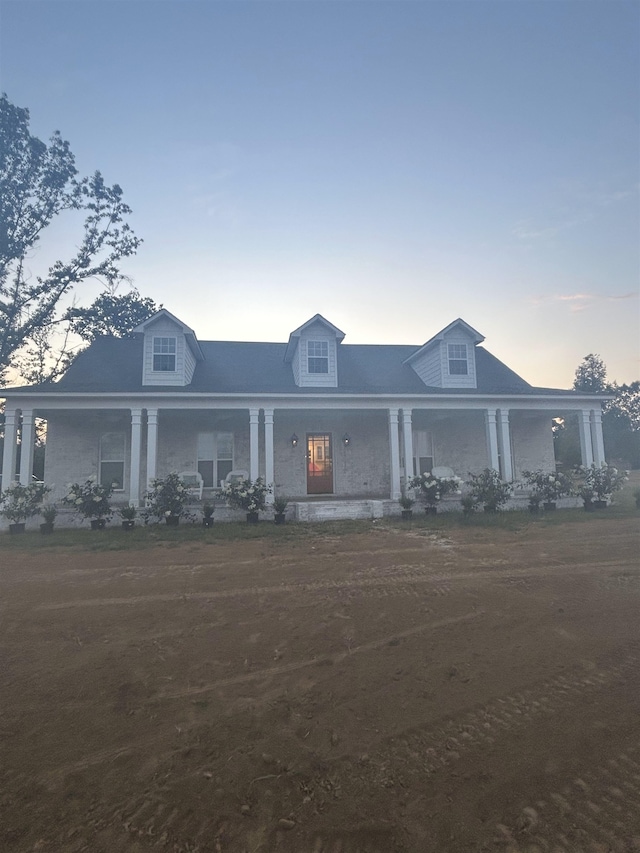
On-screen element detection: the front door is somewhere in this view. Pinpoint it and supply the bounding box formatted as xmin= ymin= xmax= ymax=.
xmin=307 ymin=433 xmax=333 ymax=494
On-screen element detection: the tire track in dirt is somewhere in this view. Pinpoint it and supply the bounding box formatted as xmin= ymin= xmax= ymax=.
xmin=491 ymin=743 xmax=640 ymax=852
xmin=31 ymin=558 xmax=633 ymax=611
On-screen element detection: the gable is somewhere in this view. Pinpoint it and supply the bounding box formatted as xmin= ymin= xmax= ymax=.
xmin=285 ymin=314 xmax=345 ymax=388
xmin=404 ymin=319 xmax=484 ymax=389
xmin=138 ymin=312 xmax=202 ymax=387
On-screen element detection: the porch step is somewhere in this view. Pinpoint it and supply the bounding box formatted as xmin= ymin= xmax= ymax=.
xmin=294 ymin=500 xmax=385 ymax=522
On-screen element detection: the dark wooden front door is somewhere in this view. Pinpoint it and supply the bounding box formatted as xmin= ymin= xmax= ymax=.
xmin=306 ymin=434 xmax=333 ymax=494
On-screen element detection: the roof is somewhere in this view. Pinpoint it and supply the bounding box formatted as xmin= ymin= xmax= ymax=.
xmin=2 ymin=335 xmax=583 ymax=397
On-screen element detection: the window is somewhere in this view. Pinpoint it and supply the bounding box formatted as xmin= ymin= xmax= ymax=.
xmin=307 ymin=340 xmax=329 ymax=374
xmin=448 ymin=343 xmax=468 ymax=375
xmin=197 ymin=432 xmax=234 ymax=488
xmin=100 ymin=432 xmax=125 ymax=490
xmin=413 ymin=431 xmax=434 ymax=477
xmin=153 ymin=337 xmax=176 ymax=371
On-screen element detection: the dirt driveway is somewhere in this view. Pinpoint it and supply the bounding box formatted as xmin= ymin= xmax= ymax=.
xmin=1 ymin=515 xmax=639 ymax=852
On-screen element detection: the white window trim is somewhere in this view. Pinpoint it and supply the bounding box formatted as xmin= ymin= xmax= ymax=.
xmin=99 ymin=432 xmax=126 ymax=492
xmin=447 ymin=343 xmax=468 ymax=376
xmin=152 ymin=336 xmax=177 ymax=372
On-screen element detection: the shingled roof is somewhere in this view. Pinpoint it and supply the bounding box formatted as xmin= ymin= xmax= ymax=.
xmin=4 ymin=335 xmax=576 ymax=397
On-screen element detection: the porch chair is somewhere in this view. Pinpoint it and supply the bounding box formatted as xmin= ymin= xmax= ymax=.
xmin=179 ymin=471 xmax=204 ymax=500
xmin=431 ymin=466 xmax=456 ymax=479
xmin=221 ymin=470 xmax=250 ymax=488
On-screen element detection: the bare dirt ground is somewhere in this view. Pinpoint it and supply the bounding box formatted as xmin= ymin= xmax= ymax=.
xmin=1 ymin=514 xmax=639 ymax=853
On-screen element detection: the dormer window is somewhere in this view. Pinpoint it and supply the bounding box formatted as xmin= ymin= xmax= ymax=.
xmin=448 ymin=343 xmax=468 ymax=376
xmin=307 ymin=341 xmax=329 ymax=374
xmin=153 ymin=337 xmax=176 ymax=372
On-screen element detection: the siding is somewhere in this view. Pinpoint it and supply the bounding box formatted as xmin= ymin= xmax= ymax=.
xmin=142 ymin=318 xmax=189 ymax=386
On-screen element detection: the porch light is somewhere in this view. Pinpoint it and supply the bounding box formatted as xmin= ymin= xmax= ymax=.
xmin=342 ymin=433 xmax=351 ymax=446
xmin=290 ymin=433 xmax=299 ymax=448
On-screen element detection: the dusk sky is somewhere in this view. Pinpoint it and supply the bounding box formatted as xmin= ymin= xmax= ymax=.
xmin=1 ymin=0 xmax=638 ymax=389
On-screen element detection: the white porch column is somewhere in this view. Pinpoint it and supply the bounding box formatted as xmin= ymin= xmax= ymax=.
xmin=2 ymin=408 xmax=18 ymax=490
xmin=146 ymin=409 xmax=158 ymax=490
xmin=129 ymin=408 xmax=143 ymax=505
xmin=388 ymin=408 xmax=401 ymax=500
xmin=578 ymin=410 xmax=594 ymax=468
xmin=590 ymin=408 xmax=606 ymax=466
xmin=497 ymin=409 xmax=513 ymax=481
xmin=249 ymin=408 xmax=260 ymax=481
xmin=19 ymin=410 xmax=35 ymax=486
xmin=484 ymin=408 xmax=500 ymax=472
xmin=263 ymin=408 xmax=274 ymax=504
xmin=401 ymin=408 xmax=414 ymax=484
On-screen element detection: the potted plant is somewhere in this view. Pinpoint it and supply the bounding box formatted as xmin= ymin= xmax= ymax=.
xmin=40 ymin=504 xmax=58 ymax=534
xmin=221 ymin=477 xmax=272 ymax=523
xmin=202 ymin=503 xmax=215 ymax=527
xmin=574 ymin=464 xmax=628 ymax=510
xmin=63 ymin=478 xmax=114 ymax=528
xmin=409 ymin=472 xmax=461 ymax=515
xmin=0 ymin=482 xmax=51 ymax=533
xmin=273 ymin=496 xmax=288 ymax=525
xmin=460 ymin=494 xmax=478 ymax=517
xmin=119 ymin=504 xmax=137 ymax=529
xmin=399 ymin=494 xmax=415 ymax=519
xmin=144 ymin=472 xmax=192 ymax=525
xmin=466 ymin=469 xmax=512 ymax=513
xmin=521 ymin=470 xmax=572 ymax=511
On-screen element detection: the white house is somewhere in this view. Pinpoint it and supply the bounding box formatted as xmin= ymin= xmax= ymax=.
xmin=1 ymin=310 xmax=607 ymax=522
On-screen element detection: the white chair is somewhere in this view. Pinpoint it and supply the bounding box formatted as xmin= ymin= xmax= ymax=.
xmin=179 ymin=471 xmax=204 ymax=500
xmin=221 ymin=469 xmax=249 ymax=488
xmin=431 ymin=466 xmax=456 ymax=479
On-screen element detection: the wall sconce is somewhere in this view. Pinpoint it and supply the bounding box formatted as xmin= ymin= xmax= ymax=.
xmin=290 ymin=433 xmax=299 ymax=448
xmin=342 ymin=433 xmax=351 ymax=446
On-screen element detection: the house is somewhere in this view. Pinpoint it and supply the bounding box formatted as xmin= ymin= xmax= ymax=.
xmin=1 ymin=310 xmax=607 ymax=523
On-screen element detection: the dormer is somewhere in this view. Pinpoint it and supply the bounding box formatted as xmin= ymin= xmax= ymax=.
xmin=133 ymin=309 xmax=204 ymax=387
xmin=404 ymin=319 xmax=484 ymax=389
xmin=284 ymin=314 xmax=345 ymax=388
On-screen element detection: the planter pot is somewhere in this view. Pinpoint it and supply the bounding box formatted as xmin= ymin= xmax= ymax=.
xmin=40 ymin=522 xmax=54 ymax=534
xmin=483 ymin=506 xmax=498 ymax=514
xmin=401 ymin=509 xmax=413 ymax=520
xmin=424 ymin=506 xmax=437 ymax=516
xmin=90 ymin=518 xmax=106 ymax=530
xmin=593 ymin=500 xmax=608 ymax=510
xmin=121 ymin=520 xmax=135 ymax=530
xmin=9 ymin=522 xmax=26 ymax=534
xmin=165 ymin=515 xmax=180 ymax=526
xmin=246 ymin=512 xmax=259 ymax=524
xmin=274 ymin=513 xmax=286 ymax=525
xmin=543 ymin=502 xmax=557 ymax=511
xmin=202 ymin=517 xmax=214 ymax=528
xmin=528 ymin=505 xmax=540 ymax=514
xmin=583 ymin=501 xmax=594 ymax=512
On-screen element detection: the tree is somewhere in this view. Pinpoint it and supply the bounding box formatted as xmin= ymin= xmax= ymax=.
xmin=0 ymin=93 xmax=142 ymax=382
xmin=66 ymin=290 xmax=159 ymax=343
xmin=573 ymin=353 xmax=608 ymax=393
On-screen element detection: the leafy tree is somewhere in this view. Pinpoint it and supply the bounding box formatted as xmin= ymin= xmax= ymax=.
xmin=573 ymin=353 xmax=607 ymax=393
xmin=0 ymin=93 xmax=142 ymax=382
xmin=66 ymin=290 xmax=159 ymax=342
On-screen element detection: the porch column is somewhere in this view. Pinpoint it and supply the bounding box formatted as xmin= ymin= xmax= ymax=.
xmin=129 ymin=408 xmax=143 ymax=505
xmin=249 ymin=408 xmax=259 ymax=481
xmin=388 ymin=408 xmax=401 ymax=500
xmin=484 ymin=408 xmax=500 ymax=472
xmin=146 ymin=409 xmax=158 ymax=490
xmin=19 ymin=410 xmax=36 ymax=486
xmin=263 ymin=408 xmax=274 ymax=504
xmin=578 ymin=410 xmax=594 ymax=468
xmin=1 ymin=408 xmax=18 ymax=490
xmin=401 ymin=408 xmax=414 ymax=484
xmin=497 ymin=409 xmax=513 ymax=481
xmin=590 ymin=408 xmax=606 ymax=466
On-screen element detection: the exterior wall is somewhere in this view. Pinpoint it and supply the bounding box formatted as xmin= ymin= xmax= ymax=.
xmin=510 ymin=412 xmax=556 ymax=477
xmin=44 ymin=412 xmax=131 ymax=502
xmin=429 ymin=411 xmax=487 ymax=475
xmin=410 ymin=348 xmax=442 ymax=387
xmin=272 ymin=410 xmax=389 ymax=498
xmin=142 ymin=318 xmax=190 ymax=386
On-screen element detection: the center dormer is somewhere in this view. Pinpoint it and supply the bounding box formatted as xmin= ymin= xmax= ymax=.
xmin=284 ymin=314 xmax=345 ymax=388
xmin=404 ymin=318 xmax=484 ymax=389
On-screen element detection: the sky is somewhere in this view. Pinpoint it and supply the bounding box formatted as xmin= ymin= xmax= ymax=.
xmin=1 ymin=0 xmax=638 ymax=389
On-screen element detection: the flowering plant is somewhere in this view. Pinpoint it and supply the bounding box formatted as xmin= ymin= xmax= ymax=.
xmin=521 ymin=470 xmax=573 ymax=503
xmin=62 ymin=478 xmax=114 ymax=520
xmin=222 ymin=477 xmax=272 ymax=513
xmin=144 ymin=472 xmax=193 ymax=520
xmin=0 ymin=482 xmax=51 ymax=522
xmin=466 ymin=468 xmax=512 ymax=511
xmin=574 ymin=464 xmax=628 ymax=502
xmin=41 ymin=504 xmax=58 ymax=524
xmin=408 ymin=472 xmax=462 ymax=507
